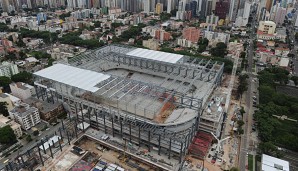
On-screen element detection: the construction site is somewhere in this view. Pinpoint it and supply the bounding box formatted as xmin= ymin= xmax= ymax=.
xmin=31 ymin=45 xmax=224 ymax=170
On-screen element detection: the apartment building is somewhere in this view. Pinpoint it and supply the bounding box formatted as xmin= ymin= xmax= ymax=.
xmin=182 ymin=27 xmax=201 ymax=43
xmin=142 ymin=39 xmax=159 ymax=50
xmin=9 ymin=103 xmax=41 ymax=130
xmin=10 ymin=82 xmax=36 ymax=100
xmin=24 ymin=97 xmax=65 ymax=122
xmin=0 ymin=62 xmax=19 ymax=78
xmin=0 ymin=115 xmax=22 ymax=138
xmin=258 ymin=21 xmax=276 ymax=34
xmin=155 ymin=29 xmax=171 ymax=42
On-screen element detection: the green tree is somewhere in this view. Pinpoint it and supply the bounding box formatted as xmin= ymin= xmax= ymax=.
xmin=11 ymin=71 xmax=32 ymax=83
xmin=210 ymin=42 xmax=227 ymax=58
xmin=0 ymin=125 xmax=17 ymax=144
xmin=33 ymin=130 xmax=39 ymax=136
xmin=230 ymin=167 xmax=240 ymax=171
xmin=26 ymin=135 xmax=32 ymax=142
xmin=59 ymin=12 xmax=71 ymax=20
xmin=291 ymin=76 xmax=298 ymax=86
xmin=0 ymin=76 xmax=12 ymax=92
xmin=240 ymin=51 xmax=246 ymax=58
xmin=160 ymin=12 xmax=171 ymax=21
xmin=0 ymin=23 xmax=10 ymax=32
xmin=237 ymin=120 xmax=245 ymax=127
xmin=0 ymin=102 xmax=9 ymax=117
xmin=237 ymin=74 xmax=249 ymax=98
xmin=258 ymin=141 xmax=277 ymax=154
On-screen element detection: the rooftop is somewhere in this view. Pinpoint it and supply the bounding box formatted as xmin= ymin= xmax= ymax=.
xmin=262 ymin=154 xmax=289 ymax=171
xmin=23 ymin=97 xmax=62 ymax=114
xmin=34 ymin=64 xmax=110 ymax=92
xmin=126 ymin=48 xmax=184 ymax=64
xmin=10 ymin=103 xmax=38 ymax=118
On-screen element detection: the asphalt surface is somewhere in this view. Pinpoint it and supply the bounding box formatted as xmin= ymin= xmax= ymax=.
xmin=239 ymin=9 xmax=257 ymax=171
xmin=0 ymin=121 xmax=65 ymax=169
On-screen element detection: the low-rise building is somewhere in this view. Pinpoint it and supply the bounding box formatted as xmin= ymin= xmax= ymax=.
xmin=9 ymin=103 xmax=41 ymax=130
xmin=177 ymin=38 xmax=198 ymax=48
xmin=155 ymin=29 xmax=171 ymax=42
xmin=143 ymin=39 xmax=159 ymax=50
xmin=0 ymin=115 xmax=22 ymax=138
xmin=0 ymin=93 xmax=14 ymax=111
xmin=204 ymin=31 xmax=230 ymax=46
xmin=24 ymin=97 xmax=65 ymax=122
xmin=10 ymin=82 xmax=36 ymax=100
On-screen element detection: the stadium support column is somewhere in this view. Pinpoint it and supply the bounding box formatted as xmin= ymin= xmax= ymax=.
xmin=58 ymin=137 xmax=62 ymax=151
xmin=38 ymin=146 xmax=44 ymax=166
xmin=112 ymin=118 xmax=115 ymax=137
xmin=129 ymin=124 xmax=132 ymax=142
xmin=59 ymin=127 xmax=63 ymax=139
xmin=148 ymin=131 xmax=151 ymax=152
xmin=80 ymin=103 xmax=85 ymax=132
xmin=74 ymin=119 xmax=78 ymax=138
xmin=95 ymin=109 xmax=99 ymax=130
xmin=103 ymin=114 xmax=107 ymax=134
xmin=138 ymin=126 xmax=141 ymax=145
xmin=66 ymin=131 xmax=70 ymax=145
xmin=158 ymin=134 xmax=161 ymax=155
xmin=41 ymin=139 xmax=46 ymax=154
xmin=120 ymin=121 xmax=123 ymax=138
xmin=45 ymin=88 xmax=50 ymax=103
xmin=50 ymin=90 xmax=54 ymax=103
xmin=168 ymin=138 xmax=172 ymax=159
xmin=49 ymin=140 xmax=54 ymax=158
xmin=40 ymin=87 xmax=44 ymax=101
xmin=179 ymin=142 xmax=183 ymax=163
xmin=34 ymin=85 xmax=40 ymax=99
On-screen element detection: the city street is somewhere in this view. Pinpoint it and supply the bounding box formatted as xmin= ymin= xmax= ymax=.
xmin=0 ymin=119 xmax=68 ymax=169
xmin=239 ymin=8 xmax=258 ymax=171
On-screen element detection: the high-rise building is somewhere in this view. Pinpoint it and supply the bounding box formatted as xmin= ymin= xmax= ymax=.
xmin=206 ymin=14 xmax=219 ymax=31
xmin=215 ymin=0 xmax=229 ymax=19
xmin=167 ymin=0 xmax=173 ymax=13
xmin=144 ymin=0 xmax=151 ymax=14
xmin=190 ymin=0 xmax=197 ymax=17
xmin=155 ymin=3 xmax=163 ymax=14
xmin=266 ymin=0 xmax=273 ymax=12
xmin=274 ymin=6 xmax=287 ymax=25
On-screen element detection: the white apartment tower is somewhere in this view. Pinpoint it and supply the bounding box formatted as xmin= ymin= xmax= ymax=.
xmin=9 ymin=103 xmax=41 ymax=130
xmin=167 ymin=0 xmax=173 ymax=13
xmin=144 ymin=0 xmax=151 ymax=14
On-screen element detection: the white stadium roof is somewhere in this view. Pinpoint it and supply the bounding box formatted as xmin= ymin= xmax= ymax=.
xmin=126 ymin=48 xmax=183 ymax=64
xmin=34 ymin=64 xmax=110 ymax=92
xmin=262 ymin=154 xmax=289 ymax=171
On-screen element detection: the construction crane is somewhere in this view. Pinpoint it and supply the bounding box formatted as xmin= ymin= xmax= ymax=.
xmin=211 ymin=132 xmax=230 ymax=155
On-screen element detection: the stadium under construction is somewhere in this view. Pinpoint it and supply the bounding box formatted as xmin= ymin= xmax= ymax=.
xmin=33 ymin=44 xmax=224 ymax=167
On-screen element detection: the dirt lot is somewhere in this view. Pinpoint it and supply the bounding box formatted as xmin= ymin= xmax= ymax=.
xmin=77 ymin=138 xmax=155 ymax=171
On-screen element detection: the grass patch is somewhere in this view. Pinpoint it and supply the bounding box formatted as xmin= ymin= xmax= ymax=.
xmin=248 ymin=154 xmax=254 ymax=171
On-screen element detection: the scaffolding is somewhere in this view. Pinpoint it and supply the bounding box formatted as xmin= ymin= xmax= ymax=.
xmin=33 ymin=45 xmax=224 ymax=166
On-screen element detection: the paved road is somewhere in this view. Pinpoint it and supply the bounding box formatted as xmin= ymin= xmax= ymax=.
xmin=0 ymin=120 xmax=66 ymax=169
xmin=239 ymin=8 xmax=257 ymax=171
